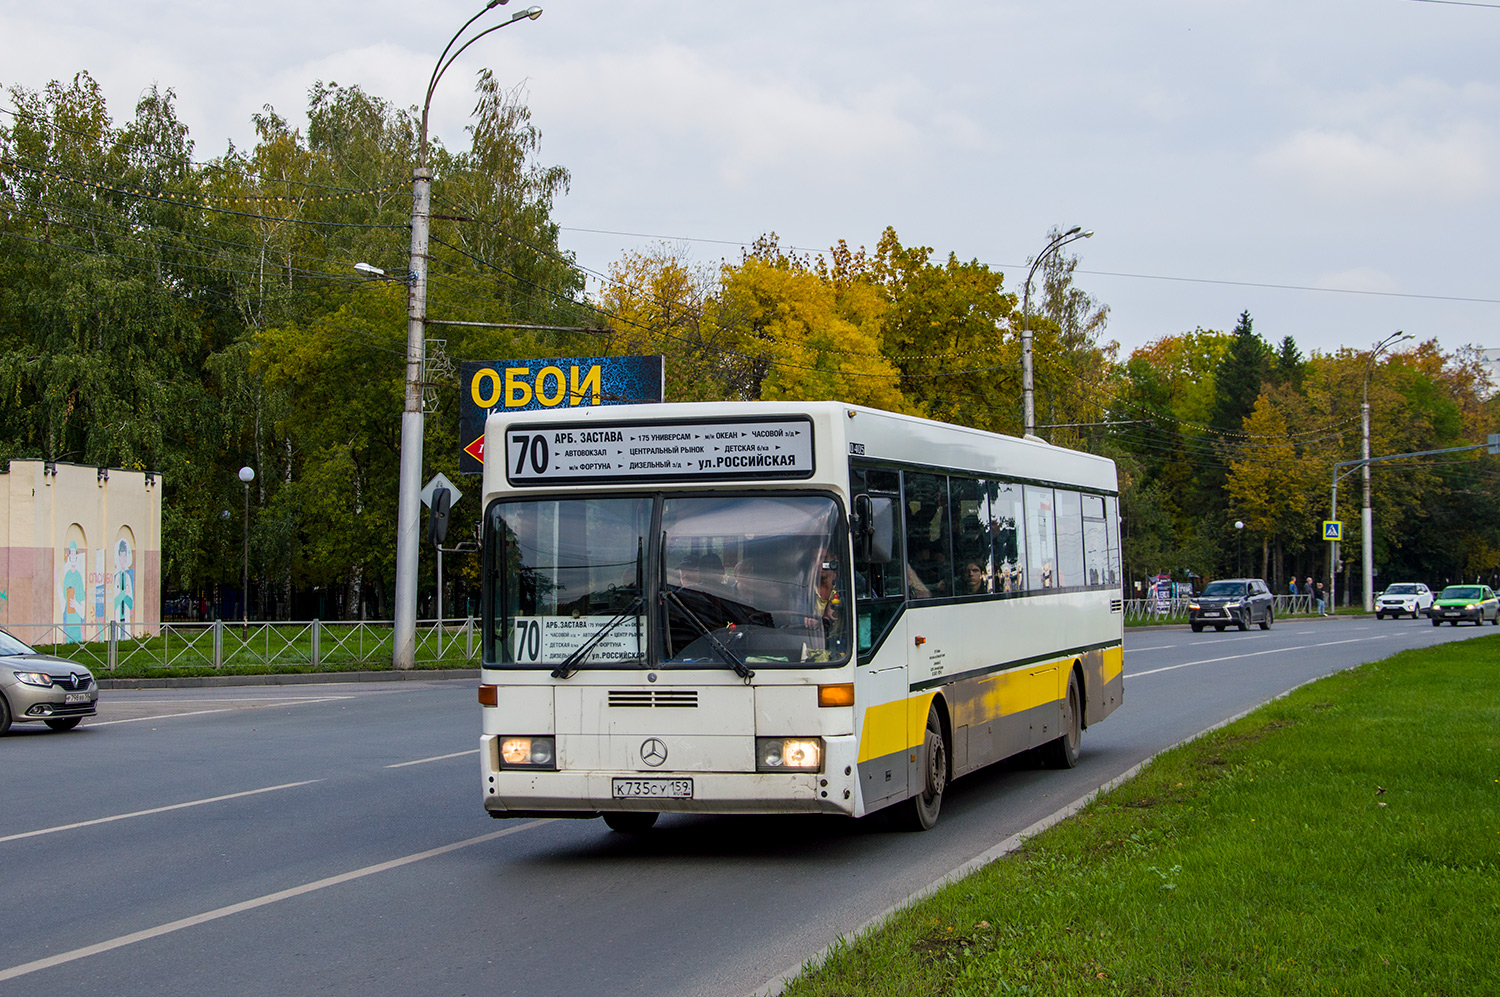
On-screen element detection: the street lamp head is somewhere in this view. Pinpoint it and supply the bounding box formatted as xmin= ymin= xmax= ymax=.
xmin=354 ymin=262 xmax=386 ymax=278
xmin=512 ymin=5 xmax=542 ymax=20
xmin=1081 ymin=230 xmax=1094 ymax=239
xmin=1063 ymin=225 xmax=1082 ymax=237
xmin=238 ymin=466 xmax=255 ymax=484
xmin=1235 ymin=520 xmax=1244 ymax=530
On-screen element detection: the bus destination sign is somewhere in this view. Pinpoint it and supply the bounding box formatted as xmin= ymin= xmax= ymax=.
xmin=505 ymin=418 xmax=815 ymax=485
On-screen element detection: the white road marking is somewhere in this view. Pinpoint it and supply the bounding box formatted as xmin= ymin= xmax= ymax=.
xmin=0 ymin=820 xmax=550 ymax=983
xmin=91 ymin=696 xmax=349 ymax=727
xmin=90 ymin=708 xmax=236 ymax=726
xmin=1125 ymin=645 xmax=1174 ymax=652
xmin=1128 ymin=637 xmax=1376 ymax=678
xmin=386 ymin=749 xmax=480 ymax=769
xmin=0 ymin=781 xmax=323 ymax=844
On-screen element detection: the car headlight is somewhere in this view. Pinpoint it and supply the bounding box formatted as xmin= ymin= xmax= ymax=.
xmin=12 ymin=671 xmax=53 ymax=688
xmin=1187 ymin=603 xmax=1200 ymax=611
xmin=756 ymin=737 xmax=823 ymax=772
xmin=1224 ymin=601 xmax=1242 ymax=609
xmin=498 ymin=736 xmax=556 ymax=769
xmin=1465 ymin=603 xmax=1480 ymax=611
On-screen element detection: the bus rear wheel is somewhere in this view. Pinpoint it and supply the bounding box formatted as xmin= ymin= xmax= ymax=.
xmin=602 ymin=811 xmax=659 ymax=833
xmin=894 ymin=704 xmax=947 ymax=831
xmin=1041 ymin=670 xmax=1082 ymax=769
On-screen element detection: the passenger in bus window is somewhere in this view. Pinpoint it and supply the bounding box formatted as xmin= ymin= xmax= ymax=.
xmin=909 ymin=545 xmax=950 ymax=596
xmin=696 ymin=552 xmax=726 ymax=590
xmin=961 ymin=560 xmax=988 ymax=595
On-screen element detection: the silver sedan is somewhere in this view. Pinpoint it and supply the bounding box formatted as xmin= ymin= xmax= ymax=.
xmin=0 ymin=628 xmax=98 ymax=733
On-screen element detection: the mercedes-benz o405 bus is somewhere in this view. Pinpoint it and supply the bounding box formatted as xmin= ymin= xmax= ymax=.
xmin=478 ymin=401 xmax=1122 ymax=831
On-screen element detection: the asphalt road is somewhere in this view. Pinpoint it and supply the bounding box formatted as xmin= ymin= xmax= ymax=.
xmin=2 ymin=614 xmax=1492 ymax=996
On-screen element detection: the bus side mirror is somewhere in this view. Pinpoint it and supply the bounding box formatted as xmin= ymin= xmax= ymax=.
xmin=427 ymin=487 xmax=451 ymax=547
xmin=855 ymin=494 xmax=895 ymax=565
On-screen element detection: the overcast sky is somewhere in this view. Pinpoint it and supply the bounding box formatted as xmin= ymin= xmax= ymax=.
xmin=3 ymin=0 xmax=1498 ymax=361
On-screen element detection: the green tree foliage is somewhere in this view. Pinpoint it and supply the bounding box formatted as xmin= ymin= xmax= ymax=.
xmin=1210 ymin=311 xmax=1271 ymax=435
xmin=5 ymin=71 xmax=1497 ymax=615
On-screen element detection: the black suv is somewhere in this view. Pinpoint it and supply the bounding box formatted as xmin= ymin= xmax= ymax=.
xmin=1188 ymin=578 xmax=1274 ymax=632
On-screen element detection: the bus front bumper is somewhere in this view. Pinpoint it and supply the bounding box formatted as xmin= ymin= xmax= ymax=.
xmin=483 ymin=735 xmax=860 ymax=818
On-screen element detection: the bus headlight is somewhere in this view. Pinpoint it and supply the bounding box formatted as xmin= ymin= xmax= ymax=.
xmin=757 ymin=737 xmax=823 ymax=772
xmin=499 ymin=736 xmax=556 ymax=769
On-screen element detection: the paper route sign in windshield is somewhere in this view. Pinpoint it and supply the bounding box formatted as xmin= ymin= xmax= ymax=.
xmin=505 ymin=417 xmax=815 ymax=485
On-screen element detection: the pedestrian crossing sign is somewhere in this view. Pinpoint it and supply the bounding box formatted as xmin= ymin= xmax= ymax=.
xmin=1322 ymin=520 xmax=1342 ymax=541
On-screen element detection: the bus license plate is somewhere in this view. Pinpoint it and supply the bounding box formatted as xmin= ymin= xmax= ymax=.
xmin=613 ymin=778 xmax=693 ymax=799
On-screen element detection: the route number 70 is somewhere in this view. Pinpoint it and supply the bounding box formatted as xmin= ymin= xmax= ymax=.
xmin=510 ymin=433 xmax=550 ymax=476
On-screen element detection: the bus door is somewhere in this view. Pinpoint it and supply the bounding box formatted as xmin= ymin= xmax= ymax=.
xmin=850 ymin=475 xmax=909 ymax=810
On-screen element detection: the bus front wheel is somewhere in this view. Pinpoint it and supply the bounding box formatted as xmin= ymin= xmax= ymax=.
xmin=894 ymin=704 xmax=948 ymax=831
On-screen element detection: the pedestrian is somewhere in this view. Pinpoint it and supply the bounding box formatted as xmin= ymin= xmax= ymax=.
xmin=1288 ymin=578 xmax=1298 ymax=597
xmin=1305 ymin=577 xmax=1317 ymax=615
xmin=1315 ymin=580 xmax=1327 ymax=616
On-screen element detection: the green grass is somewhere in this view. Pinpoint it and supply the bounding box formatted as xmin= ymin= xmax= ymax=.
xmin=782 ymin=635 xmax=1500 ymax=996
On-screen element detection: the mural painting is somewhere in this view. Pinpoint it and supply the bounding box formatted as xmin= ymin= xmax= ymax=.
xmin=113 ymin=530 xmax=136 ymax=627
xmin=58 ymin=527 xmax=87 ymax=643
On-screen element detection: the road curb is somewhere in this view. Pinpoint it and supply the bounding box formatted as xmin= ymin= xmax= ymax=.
xmin=97 ymin=669 xmax=480 ymax=691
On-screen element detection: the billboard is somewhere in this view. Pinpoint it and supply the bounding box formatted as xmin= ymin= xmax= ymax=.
xmin=458 ymin=356 xmax=664 ymax=474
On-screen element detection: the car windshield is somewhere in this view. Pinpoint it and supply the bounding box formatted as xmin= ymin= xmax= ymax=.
xmin=486 ymin=492 xmax=850 ymax=670
xmin=1439 ymin=586 xmax=1483 ymax=600
xmin=1384 ymin=584 xmax=1420 ymax=595
xmin=1200 ymin=582 xmax=1247 ymax=597
xmin=0 ymin=630 xmax=37 ymax=656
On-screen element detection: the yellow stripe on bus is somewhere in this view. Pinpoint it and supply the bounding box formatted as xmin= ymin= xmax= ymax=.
xmin=856 ymin=692 xmax=934 ymax=762
xmin=1101 ymin=644 xmax=1123 ymax=684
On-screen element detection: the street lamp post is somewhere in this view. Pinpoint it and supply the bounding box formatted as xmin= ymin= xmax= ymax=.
xmin=1235 ymin=520 xmax=1244 ymax=576
xmin=1359 ymin=330 xmax=1412 ymax=612
xmin=394 ymin=1 xmax=543 ymax=670
xmin=1021 ymin=227 xmax=1093 ymax=438
xmin=238 ymin=466 xmax=255 ymax=628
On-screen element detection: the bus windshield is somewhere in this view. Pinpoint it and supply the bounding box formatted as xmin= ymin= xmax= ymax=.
xmin=488 ymin=493 xmax=850 ymax=670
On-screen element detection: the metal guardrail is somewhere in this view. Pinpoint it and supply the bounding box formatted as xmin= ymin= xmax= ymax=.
xmin=11 ymin=594 xmax=1328 ymax=670
xmin=1124 ymin=594 xmax=1315 ymax=622
xmin=3 ymin=619 xmax=480 ymax=672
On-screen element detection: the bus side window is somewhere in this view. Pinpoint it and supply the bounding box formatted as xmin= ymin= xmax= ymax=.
xmin=904 ymin=472 xmax=952 ymax=600
xmin=993 ymin=479 xmax=1026 ymax=592
xmin=1055 ymin=489 xmax=1084 ymax=589
xmin=949 ymin=476 xmax=991 ymax=595
xmin=850 ymin=465 xmax=903 ymax=655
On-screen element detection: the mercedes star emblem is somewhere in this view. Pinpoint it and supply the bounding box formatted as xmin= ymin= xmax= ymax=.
xmin=640 ymin=738 xmax=668 ymax=767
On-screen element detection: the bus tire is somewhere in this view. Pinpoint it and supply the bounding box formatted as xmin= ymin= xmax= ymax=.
xmin=1041 ymin=670 xmax=1082 ymax=770
xmin=602 ymin=811 xmax=659 ymax=833
xmin=894 ymin=703 xmax=947 ymax=831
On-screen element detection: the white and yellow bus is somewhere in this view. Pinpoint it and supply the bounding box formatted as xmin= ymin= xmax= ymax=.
xmin=478 ymin=401 xmax=1122 ymax=831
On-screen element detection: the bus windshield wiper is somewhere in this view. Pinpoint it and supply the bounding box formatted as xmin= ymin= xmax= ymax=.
xmin=550 ymin=597 xmax=643 ymax=680
xmin=663 ymin=588 xmax=755 ymax=680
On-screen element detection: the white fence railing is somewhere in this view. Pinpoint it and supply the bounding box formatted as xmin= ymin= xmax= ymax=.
xmin=1124 ymin=594 xmax=1315 ymax=621
xmin=3 ymin=619 xmax=481 ymax=673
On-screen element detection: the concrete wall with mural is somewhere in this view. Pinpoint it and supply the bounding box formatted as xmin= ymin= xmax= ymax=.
xmin=0 ymin=460 xmax=162 ymax=642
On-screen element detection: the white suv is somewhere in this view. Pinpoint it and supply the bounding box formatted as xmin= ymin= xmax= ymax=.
xmin=1375 ymin=583 xmax=1433 ymax=619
